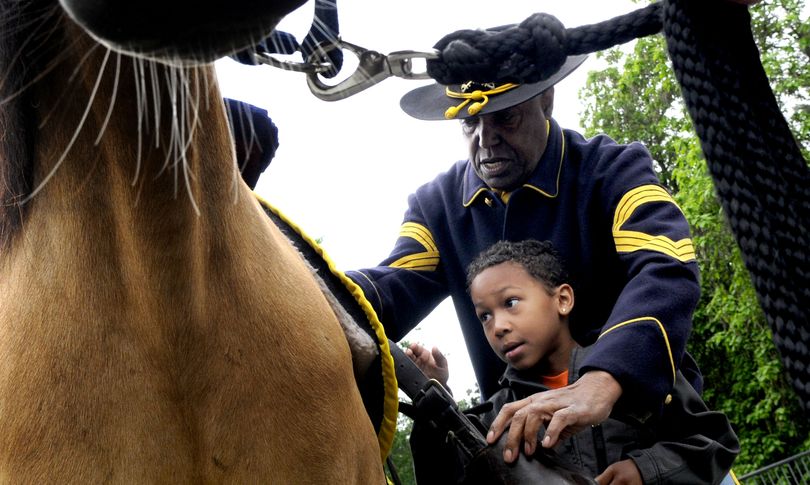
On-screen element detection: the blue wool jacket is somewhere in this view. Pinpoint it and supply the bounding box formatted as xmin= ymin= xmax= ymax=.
xmin=348 ymin=119 xmax=700 ymax=407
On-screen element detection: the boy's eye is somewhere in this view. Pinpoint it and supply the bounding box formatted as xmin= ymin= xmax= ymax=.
xmin=505 ymin=297 xmax=519 ymax=309
xmin=478 ymin=312 xmax=491 ymax=324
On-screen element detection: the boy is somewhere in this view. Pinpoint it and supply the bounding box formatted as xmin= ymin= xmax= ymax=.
xmin=408 ymin=239 xmax=739 ymax=484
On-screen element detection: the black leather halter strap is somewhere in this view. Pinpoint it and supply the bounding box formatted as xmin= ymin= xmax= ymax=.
xmin=389 ymin=343 xmax=438 ymax=398
xmin=389 ymin=343 xmax=490 ymax=461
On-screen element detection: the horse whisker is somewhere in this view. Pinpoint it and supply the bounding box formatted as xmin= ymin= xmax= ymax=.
xmin=200 ymin=65 xmax=211 ymax=111
xmin=0 ymin=8 xmax=79 ymax=106
xmin=310 ymin=16 xmax=338 ymax=42
xmin=132 ymin=57 xmax=145 ymax=186
xmin=181 ymin=100 xmax=202 ymax=215
xmin=227 ymin=100 xmax=243 ymax=204
xmin=150 ymin=59 xmax=161 ymax=147
xmin=36 ymin=43 xmax=101 ymax=129
xmin=24 ymin=47 xmax=111 ymax=203
xmin=0 ymin=4 xmax=58 ymax=92
xmin=93 ymin=50 xmax=121 ymax=145
xmin=156 ymin=65 xmax=178 ymax=178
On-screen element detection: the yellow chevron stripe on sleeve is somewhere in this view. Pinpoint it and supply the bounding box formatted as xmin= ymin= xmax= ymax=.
xmin=599 ymin=316 xmax=676 ymax=386
xmin=400 ymin=222 xmax=437 ymax=252
xmin=612 ymin=185 xmax=694 ymax=262
xmin=614 ymin=231 xmax=696 ymax=262
xmin=390 ymin=252 xmax=440 ymax=271
xmin=614 ymin=185 xmax=683 ymax=230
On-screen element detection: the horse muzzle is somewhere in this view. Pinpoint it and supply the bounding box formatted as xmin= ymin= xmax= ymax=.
xmin=58 ymin=0 xmax=308 ymax=63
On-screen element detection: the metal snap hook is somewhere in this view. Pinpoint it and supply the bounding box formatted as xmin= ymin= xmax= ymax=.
xmin=306 ymin=40 xmax=439 ymax=101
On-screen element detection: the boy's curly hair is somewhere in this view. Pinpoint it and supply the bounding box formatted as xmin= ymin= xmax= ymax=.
xmin=466 ymin=240 xmax=569 ymax=293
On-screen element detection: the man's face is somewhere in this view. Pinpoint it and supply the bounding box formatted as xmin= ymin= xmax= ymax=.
xmin=461 ymin=90 xmax=554 ymax=192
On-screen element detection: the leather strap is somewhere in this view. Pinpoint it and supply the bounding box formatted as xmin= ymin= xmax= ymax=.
xmin=389 ymin=341 xmax=488 ymax=464
xmin=388 ymin=341 xmax=433 ymax=400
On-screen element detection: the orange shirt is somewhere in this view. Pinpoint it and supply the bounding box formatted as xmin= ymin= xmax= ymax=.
xmin=540 ymin=370 xmax=569 ymax=390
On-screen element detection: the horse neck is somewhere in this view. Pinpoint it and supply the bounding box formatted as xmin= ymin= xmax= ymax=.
xmin=16 ymin=18 xmax=258 ymax=278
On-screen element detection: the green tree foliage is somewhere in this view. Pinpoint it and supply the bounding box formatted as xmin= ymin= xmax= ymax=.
xmin=386 ymin=414 xmax=416 ymax=485
xmin=386 ymin=341 xmax=416 ymax=484
xmin=749 ymin=0 xmax=810 ymax=159
xmin=580 ymin=0 xmax=810 ymax=474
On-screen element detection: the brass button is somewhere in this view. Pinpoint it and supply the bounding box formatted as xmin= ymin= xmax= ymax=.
xmin=664 ymin=394 xmax=673 ymax=405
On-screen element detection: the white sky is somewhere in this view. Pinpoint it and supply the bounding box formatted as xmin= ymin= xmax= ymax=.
xmin=216 ymin=0 xmax=640 ymax=395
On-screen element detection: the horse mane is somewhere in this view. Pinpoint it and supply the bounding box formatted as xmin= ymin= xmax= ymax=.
xmin=0 ymin=0 xmax=59 ymax=249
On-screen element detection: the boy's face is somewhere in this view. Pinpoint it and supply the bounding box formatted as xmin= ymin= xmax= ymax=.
xmin=470 ymin=262 xmax=572 ymax=375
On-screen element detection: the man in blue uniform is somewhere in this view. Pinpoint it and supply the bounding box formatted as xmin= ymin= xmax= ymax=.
xmin=347 ymin=54 xmax=701 ymax=451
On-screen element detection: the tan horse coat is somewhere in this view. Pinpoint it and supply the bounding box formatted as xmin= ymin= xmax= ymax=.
xmin=0 ymin=8 xmax=384 ymax=484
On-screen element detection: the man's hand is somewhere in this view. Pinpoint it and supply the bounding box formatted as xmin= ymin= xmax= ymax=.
xmin=405 ymin=343 xmax=449 ymax=388
xmin=486 ymin=370 xmax=622 ymax=463
xmin=595 ymin=459 xmax=643 ymax=485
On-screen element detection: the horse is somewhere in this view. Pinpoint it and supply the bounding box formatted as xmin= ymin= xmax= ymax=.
xmin=0 ymin=0 xmax=387 ymax=482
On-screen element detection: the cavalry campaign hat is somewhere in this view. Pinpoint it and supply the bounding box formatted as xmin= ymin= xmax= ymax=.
xmin=400 ymin=54 xmax=588 ymax=121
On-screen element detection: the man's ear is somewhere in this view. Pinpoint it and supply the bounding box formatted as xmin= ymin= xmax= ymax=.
xmin=540 ymin=87 xmax=555 ymax=118
xmin=557 ymin=283 xmax=574 ymax=315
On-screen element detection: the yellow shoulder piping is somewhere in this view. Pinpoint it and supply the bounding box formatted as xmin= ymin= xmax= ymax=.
xmin=729 ymin=469 xmax=740 ymax=485
xmin=463 ymin=187 xmax=489 ymax=207
xmin=524 ymin=122 xmax=565 ymax=199
xmin=352 ymin=270 xmax=385 ymax=319
xmin=598 ymin=316 xmax=677 ymax=387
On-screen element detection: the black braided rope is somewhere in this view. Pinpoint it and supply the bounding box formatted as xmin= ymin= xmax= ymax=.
xmin=427 ymin=1 xmax=810 ymax=413
xmin=428 ymin=3 xmax=664 ymax=84
xmin=663 ymin=0 xmax=810 ymax=413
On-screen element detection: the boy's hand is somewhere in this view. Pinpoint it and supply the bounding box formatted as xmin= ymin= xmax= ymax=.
xmin=405 ymin=343 xmax=449 ymax=388
xmin=595 ymin=459 xmax=642 ymax=485
xmin=486 ymin=370 xmax=622 ymax=463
